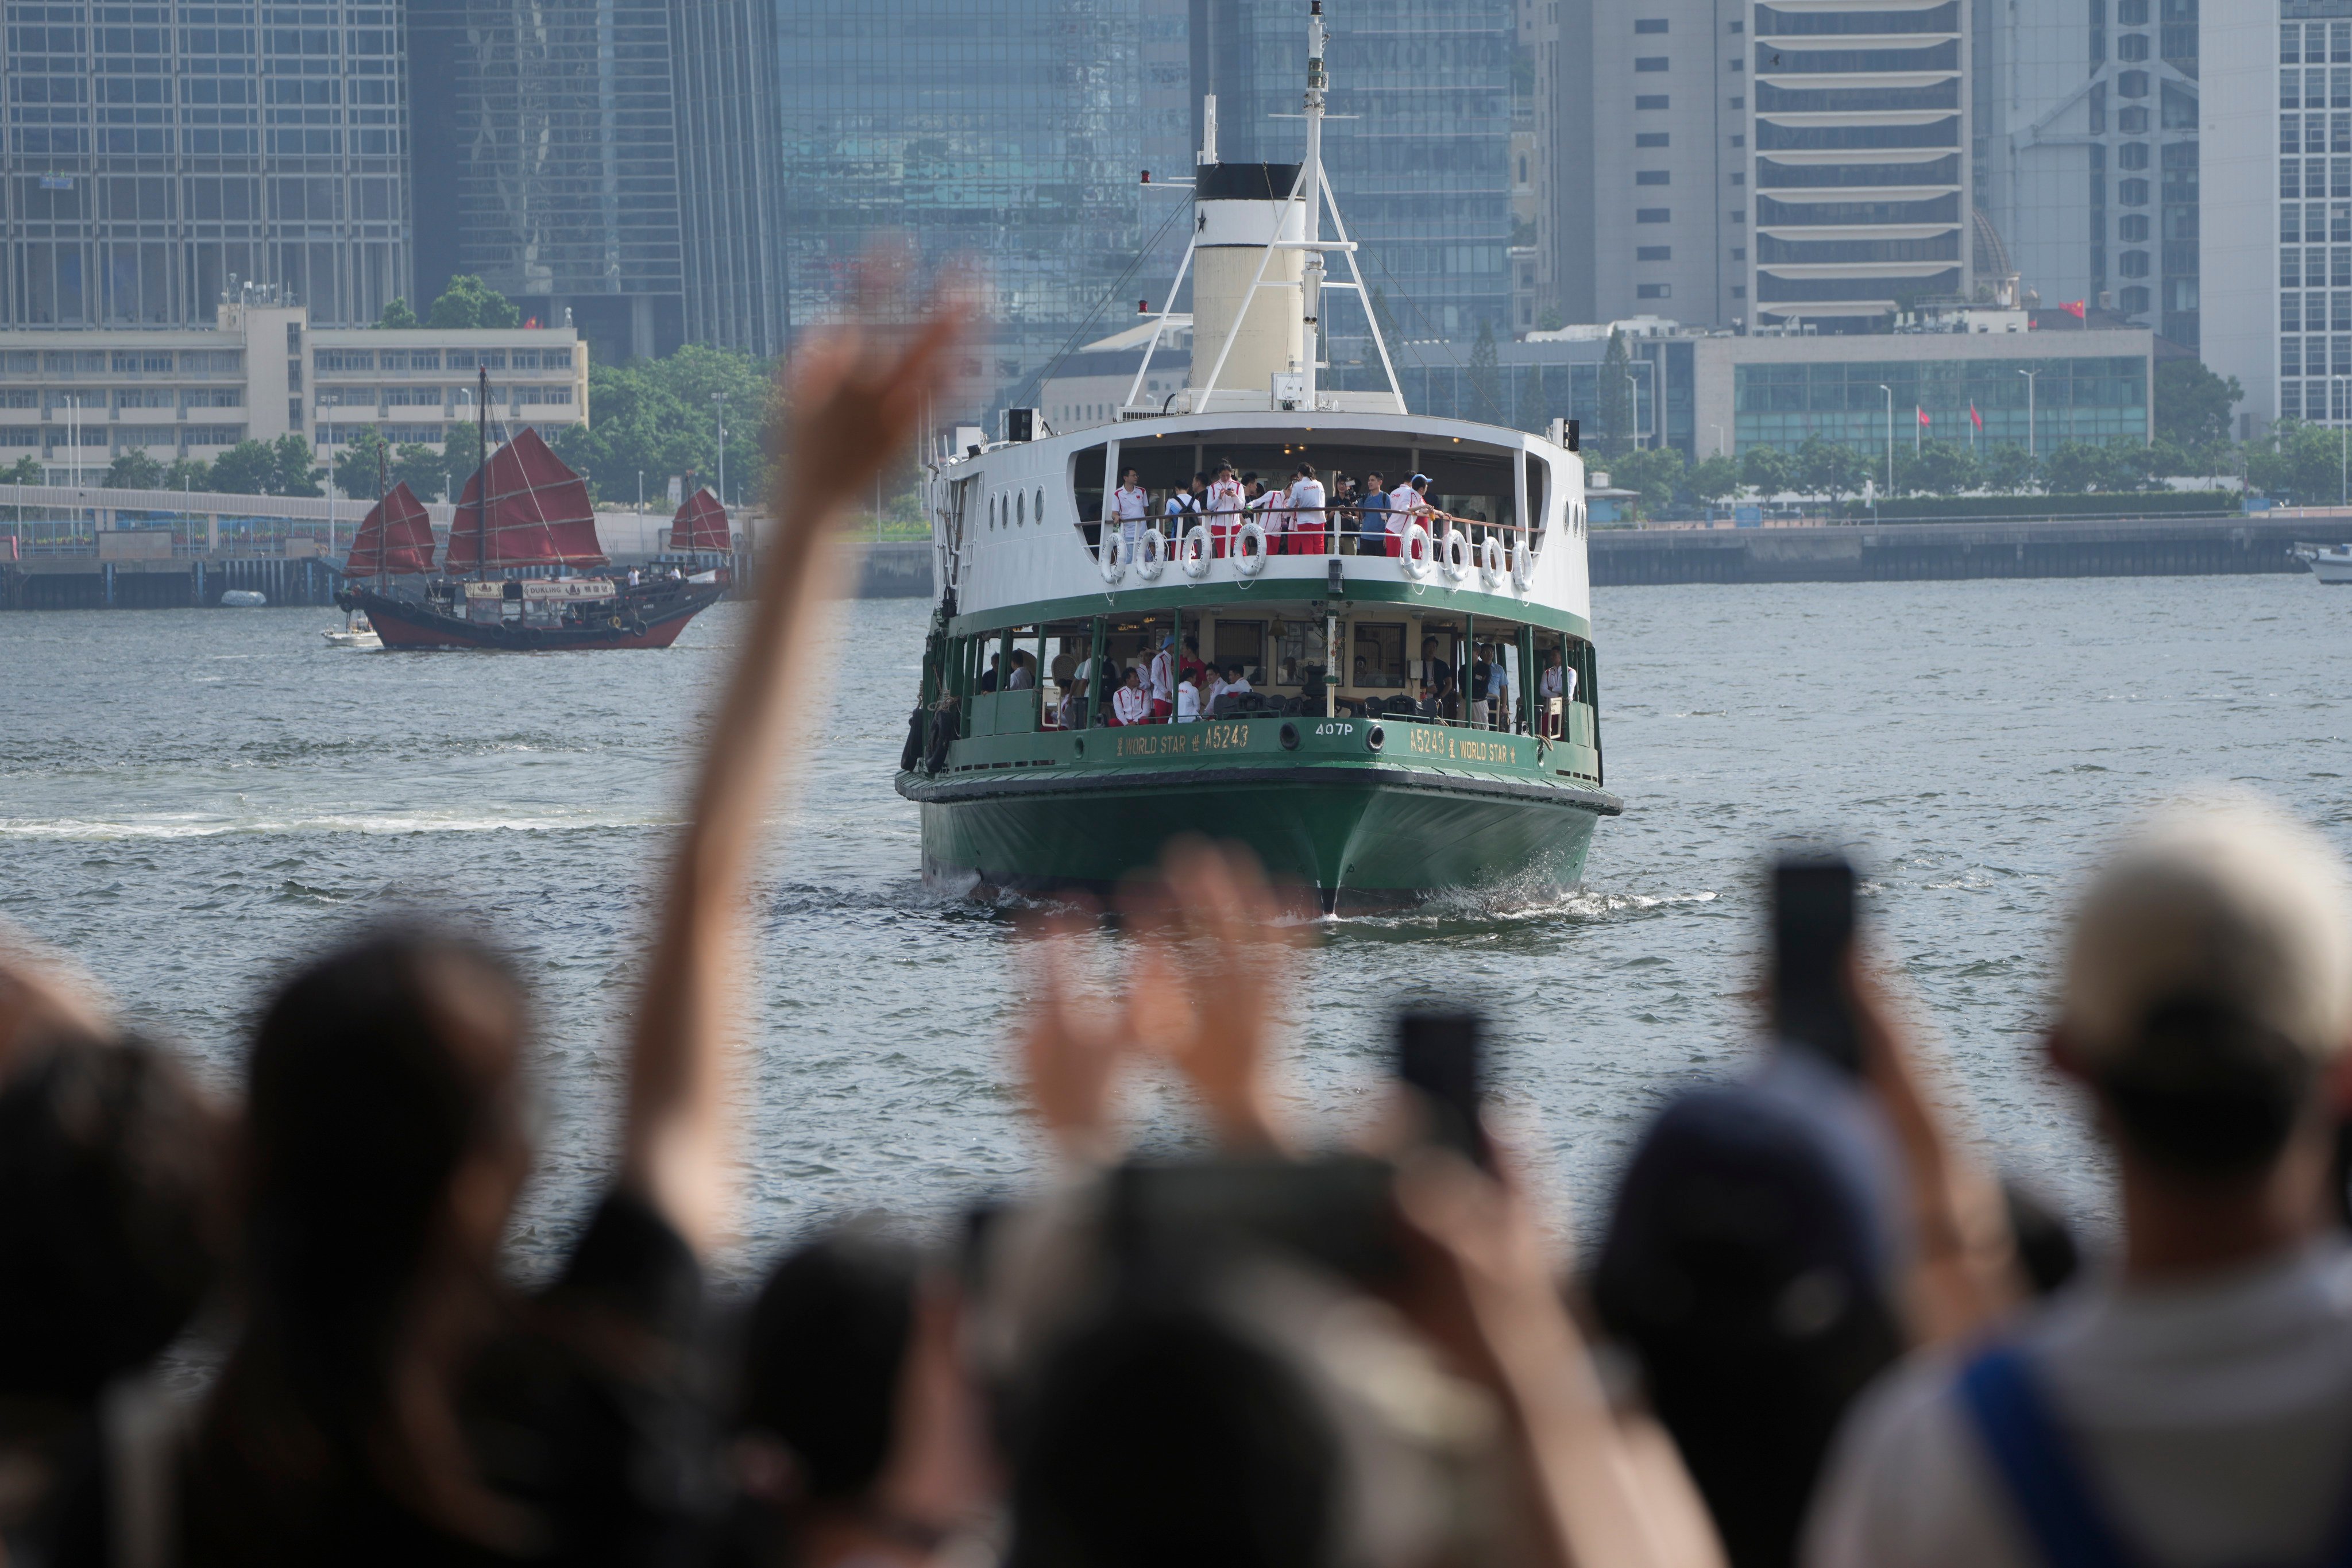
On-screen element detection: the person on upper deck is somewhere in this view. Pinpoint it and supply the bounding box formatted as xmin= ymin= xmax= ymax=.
xmin=1391 ymin=474 xmax=1431 ymax=555
xmin=1205 ymin=464 xmax=1245 ymax=557
xmin=1110 ymin=668 xmax=1149 ymax=727
xmin=1357 ymin=473 xmax=1390 ymax=555
xmin=1283 ymin=464 xmax=1327 ymax=556
xmin=1165 ymin=474 xmax=1206 ymax=528
xmin=1110 ymin=469 xmax=1149 ymax=558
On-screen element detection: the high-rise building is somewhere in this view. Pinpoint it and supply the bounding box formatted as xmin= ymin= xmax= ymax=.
xmin=775 ymin=0 xmax=1144 ymax=402
xmin=405 ymin=0 xmax=784 ymax=365
xmin=1748 ymin=0 xmax=1973 ymax=331
xmin=2202 ymin=0 xmax=2339 ymax=437
xmin=0 ymin=1 xmax=412 ymax=329
xmin=1199 ymin=0 xmax=1516 ymax=345
xmin=1975 ymin=0 xmax=2199 ymax=348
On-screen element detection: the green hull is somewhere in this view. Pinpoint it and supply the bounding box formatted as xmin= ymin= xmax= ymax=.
xmin=900 ymin=718 xmax=1617 ymax=911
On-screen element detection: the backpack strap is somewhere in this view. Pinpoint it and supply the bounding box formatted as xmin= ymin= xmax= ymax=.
xmin=1958 ymin=1345 xmax=2142 ymax=1568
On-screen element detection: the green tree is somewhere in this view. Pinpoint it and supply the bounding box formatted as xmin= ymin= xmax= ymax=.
xmin=1466 ymin=317 xmax=1503 ymax=422
xmin=102 ymin=450 xmax=166 ymax=489
xmin=375 ymin=297 xmax=421 ymax=330
xmin=1896 ymin=442 xmax=1981 ymax=497
xmin=1686 ymin=454 xmax=1741 ymax=508
xmin=1739 ymin=444 xmax=1794 ymax=496
xmin=1795 ymin=435 xmax=1868 ymax=501
xmin=2246 ymin=419 xmax=2349 ymax=504
xmin=552 ymin=343 xmax=777 ymax=507
xmin=391 ymin=442 xmax=449 ymax=501
xmin=426 ymin=274 xmax=522 ymax=331
xmin=271 ymin=432 xmax=323 ymax=497
xmin=2154 ymin=358 xmax=2243 ymax=449
xmin=1 ymin=455 xmax=43 ymax=485
xmin=1608 ymin=446 xmax=1685 ymax=518
xmin=2040 ymin=439 xmax=2146 ymax=493
xmin=1597 ymin=329 xmax=1635 ymax=456
xmin=207 ymin=439 xmax=277 ymax=495
xmin=331 ymin=425 xmax=392 ymax=498
xmin=161 ymin=457 xmax=211 ymax=492
xmin=1983 ymin=443 xmax=2040 ymax=493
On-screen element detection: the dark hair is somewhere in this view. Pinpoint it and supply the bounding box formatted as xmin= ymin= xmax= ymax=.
xmin=1183 ymin=636 xmax=1199 ymax=652
xmin=198 ymin=928 xmax=530 ymax=1550
xmin=1367 ymin=472 xmax=1383 ymax=482
xmin=1193 ymin=471 xmax=1210 ymax=484
xmin=0 ymin=1036 xmax=221 ymax=1402
xmin=740 ymin=1227 xmax=920 ymax=1502
xmin=1010 ymin=1309 xmax=1338 ymax=1568
xmin=2099 ymin=999 xmax=2316 ymax=1177
xmin=1241 ymin=471 xmax=1258 ymax=484
xmin=1293 ymin=462 xmax=1314 ymax=478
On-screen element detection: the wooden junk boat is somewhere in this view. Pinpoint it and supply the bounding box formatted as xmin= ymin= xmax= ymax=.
xmin=337 ymin=379 xmax=731 ymax=651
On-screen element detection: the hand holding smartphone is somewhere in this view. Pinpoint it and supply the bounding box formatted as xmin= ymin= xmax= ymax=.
xmin=1397 ymin=1007 xmax=1493 ymax=1171
xmin=1772 ymin=852 xmax=1863 ymax=1076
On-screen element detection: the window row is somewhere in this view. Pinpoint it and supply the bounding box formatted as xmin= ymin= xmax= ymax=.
xmin=2280 ymin=336 xmax=2352 ymax=377
xmin=2281 ymin=290 xmax=2352 ymax=333
xmin=2281 ymin=246 xmax=2352 ymax=289
xmin=2283 ymin=21 xmax=2352 ymax=64
xmin=2282 ymin=68 xmax=2351 ymax=110
xmin=2283 ymin=111 xmax=2352 ymax=154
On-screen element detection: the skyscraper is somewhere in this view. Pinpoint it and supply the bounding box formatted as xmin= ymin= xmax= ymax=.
xmin=405 ymin=0 xmax=784 ymax=364
xmin=775 ymin=0 xmax=1145 ymax=398
xmin=0 ymin=1 xmax=412 ymax=328
xmin=1748 ymin=0 xmax=1973 ymax=331
xmin=1198 ymin=0 xmax=1516 ymax=343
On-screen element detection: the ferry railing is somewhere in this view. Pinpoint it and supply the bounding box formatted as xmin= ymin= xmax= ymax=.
xmin=1096 ymin=504 xmax=1537 ymax=563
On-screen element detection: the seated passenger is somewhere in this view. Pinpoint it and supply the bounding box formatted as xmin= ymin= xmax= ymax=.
xmin=1006 ymin=651 xmax=1036 ymax=691
xmin=1175 ymin=669 xmax=1202 ymax=724
xmin=1221 ymin=662 xmax=1252 ymax=696
xmin=1283 ymin=463 xmax=1327 ymax=556
xmin=1110 ymin=668 xmax=1150 ymax=727
xmin=1055 ymin=681 xmax=1083 ymax=730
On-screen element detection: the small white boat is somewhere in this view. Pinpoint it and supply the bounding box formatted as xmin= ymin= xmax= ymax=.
xmin=219 ymin=589 xmax=268 ymax=608
xmin=322 ymin=609 xmax=381 ymax=649
xmin=2292 ymin=542 xmax=2352 ymax=585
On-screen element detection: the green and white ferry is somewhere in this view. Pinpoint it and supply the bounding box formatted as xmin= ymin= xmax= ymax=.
xmin=897 ymin=1 xmax=1618 ymax=912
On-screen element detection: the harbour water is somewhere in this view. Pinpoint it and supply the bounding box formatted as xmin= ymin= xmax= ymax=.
xmin=3 ymin=576 xmax=2345 ymax=1272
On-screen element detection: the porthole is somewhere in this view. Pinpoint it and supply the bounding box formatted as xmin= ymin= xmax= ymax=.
xmin=1017 ymin=491 xmax=1026 ymax=525
xmin=1035 ymin=487 xmax=1046 ymax=522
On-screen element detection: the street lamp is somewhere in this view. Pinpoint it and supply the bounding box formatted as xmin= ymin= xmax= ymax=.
xmin=712 ymin=392 xmax=727 ymax=511
xmin=1878 ymin=384 xmax=1894 ymax=495
xmin=2017 ymin=368 xmax=2040 ymax=459
xmin=2333 ymin=376 xmax=2349 ymax=505
xmin=1624 ymin=368 xmax=1642 ymax=450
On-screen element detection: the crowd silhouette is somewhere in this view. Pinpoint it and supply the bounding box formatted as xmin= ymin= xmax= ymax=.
xmin=5 ymin=276 xmax=2352 ymax=1568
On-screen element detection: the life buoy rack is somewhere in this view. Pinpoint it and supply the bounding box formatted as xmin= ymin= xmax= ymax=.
xmin=1234 ymin=520 xmax=1269 ymax=577
xmin=1439 ymin=527 xmax=1473 ymax=584
xmin=1099 ymin=531 xmax=1129 ymax=584
xmin=1478 ymin=534 xmax=1507 ymax=588
xmin=1179 ymin=524 xmax=1211 ymax=578
xmin=1398 ymin=521 xmax=1434 ymax=580
xmin=1135 ymin=527 xmax=1168 ymax=581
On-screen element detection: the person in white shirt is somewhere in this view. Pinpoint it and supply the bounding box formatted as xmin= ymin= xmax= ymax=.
xmin=1005 ymin=651 xmax=1034 ymax=690
xmin=1109 ymin=468 xmax=1149 ymax=558
xmin=1205 ymin=464 xmax=1246 ymax=557
xmin=1055 ymin=681 xmax=1083 ymax=730
xmin=1146 ymin=636 xmax=1176 ymax=721
xmin=1164 ymin=473 xmax=1206 ymax=530
xmin=1284 ymin=462 xmax=1327 ymax=556
xmin=1109 ymin=667 xmax=1149 ymax=727
xmin=1806 ymin=797 xmax=2352 ymax=1568
xmin=1539 ymin=647 xmax=1577 ymax=704
xmin=1174 ymin=670 xmax=1202 ymax=723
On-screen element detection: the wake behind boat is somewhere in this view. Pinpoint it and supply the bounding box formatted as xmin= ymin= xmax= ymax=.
xmin=336 ymin=370 xmax=731 ymax=650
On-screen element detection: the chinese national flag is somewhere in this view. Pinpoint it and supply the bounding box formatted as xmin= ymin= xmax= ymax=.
xmin=1969 ymin=402 xmax=1984 ymax=431
xmin=2061 ymin=300 xmax=2087 ymax=319
xmin=1917 ymin=406 xmax=1930 ymax=427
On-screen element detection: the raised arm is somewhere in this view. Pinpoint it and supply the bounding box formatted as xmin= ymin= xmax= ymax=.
xmin=621 ymin=278 xmax=967 ymax=1255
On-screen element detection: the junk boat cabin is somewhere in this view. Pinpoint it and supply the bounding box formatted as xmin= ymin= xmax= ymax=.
xmin=895 ymin=1 xmax=1619 ymax=911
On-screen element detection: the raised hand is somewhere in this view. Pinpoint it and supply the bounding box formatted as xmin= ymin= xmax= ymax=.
xmin=1014 ymin=900 xmax=1131 ymax=1164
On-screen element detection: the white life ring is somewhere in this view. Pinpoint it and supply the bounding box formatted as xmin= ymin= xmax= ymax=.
xmin=1511 ymin=534 xmax=1536 ymax=589
xmin=1179 ymin=524 xmax=1211 ymax=578
xmin=1478 ymin=534 xmax=1507 ymax=587
xmin=1135 ymin=527 xmax=1167 ymax=581
xmin=1440 ymin=527 xmax=1472 ymax=584
xmin=1398 ymin=521 xmax=1434 ymax=580
xmin=1234 ymin=520 xmax=1269 ymax=577
xmin=1099 ymin=530 xmax=1128 ymax=584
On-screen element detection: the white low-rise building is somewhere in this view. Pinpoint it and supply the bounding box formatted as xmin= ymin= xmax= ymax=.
xmin=0 ymin=298 xmax=589 ymax=485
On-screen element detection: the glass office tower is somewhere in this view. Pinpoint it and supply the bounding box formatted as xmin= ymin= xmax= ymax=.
xmin=775 ymin=0 xmax=1145 ymax=401
xmin=0 ymin=1 xmax=412 ymax=327
xmin=1197 ymin=0 xmax=1515 ymax=345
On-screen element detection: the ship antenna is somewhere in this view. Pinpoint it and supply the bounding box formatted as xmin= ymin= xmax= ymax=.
xmin=475 ymin=364 xmax=489 ymax=584
xmin=1301 ymin=0 xmax=1326 ymax=405
xmin=377 ymin=437 xmax=389 ymax=592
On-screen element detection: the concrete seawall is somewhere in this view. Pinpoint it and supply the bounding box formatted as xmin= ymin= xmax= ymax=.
xmin=1589 ymin=513 xmax=2342 ymax=586
xmin=853 ymin=540 xmax=933 ymax=599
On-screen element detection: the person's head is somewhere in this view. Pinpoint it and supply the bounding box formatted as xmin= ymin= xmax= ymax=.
xmin=1420 ymin=637 xmax=1438 ymax=657
xmin=1293 ymin=462 xmax=1314 ymax=481
xmin=1123 ymin=668 xmax=1141 ymax=688
xmin=1192 ymin=472 xmax=1209 ymax=492
xmin=1122 ymin=468 xmax=1138 ymax=486
xmin=988 ymin=651 xmax=999 ymax=668
xmin=738 ymin=1225 xmax=921 ymax=1510
xmin=1184 ymin=636 xmax=1199 ymax=655
xmin=2052 ymin=796 xmax=2352 ymax=1197
xmin=1366 ymin=472 xmax=1385 ymax=493
xmin=0 ymin=1034 xmax=223 ymax=1406
xmin=1225 ymin=663 xmax=1243 ymax=682
xmin=1409 ymin=473 xmax=1429 ymax=493
xmin=1548 ymin=647 xmax=1564 ymax=666
xmin=1216 ymin=462 xmax=1234 ymax=482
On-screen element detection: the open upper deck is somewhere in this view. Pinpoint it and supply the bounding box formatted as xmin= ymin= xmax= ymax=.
xmin=927 ymin=409 xmax=1593 ymax=639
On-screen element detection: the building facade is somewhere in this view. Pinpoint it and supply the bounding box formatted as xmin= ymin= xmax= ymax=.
xmin=1749 ymin=0 xmax=1974 ymax=330
xmin=0 ymin=302 xmax=586 ymax=484
xmin=0 ymin=0 xmax=413 ymax=330
xmin=405 ymin=0 xmax=783 ymax=366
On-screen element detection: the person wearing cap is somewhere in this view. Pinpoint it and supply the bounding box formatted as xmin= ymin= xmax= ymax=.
xmin=1806 ymin=795 xmax=2352 ymax=1568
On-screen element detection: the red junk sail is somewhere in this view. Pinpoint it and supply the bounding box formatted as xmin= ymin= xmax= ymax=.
xmin=343 ymin=482 xmax=437 ymax=576
xmin=670 ymin=487 xmax=732 ymax=551
xmin=443 ymin=427 xmax=609 ymax=571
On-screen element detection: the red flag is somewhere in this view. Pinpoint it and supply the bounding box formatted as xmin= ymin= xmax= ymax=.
xmin=2061 ymin=300 xmax=2087 ymax=319
xmin=1969 ymin=402 xmax=1984 ymax=431
xmin=1916 ymin=406 xmax=1931 ymax=427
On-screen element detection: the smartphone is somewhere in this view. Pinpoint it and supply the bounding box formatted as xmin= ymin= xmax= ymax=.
xmin=1397 ymin=1008 xmax=1493 ymax=1170
xmin=1772 ymin=853 xmax=1863 ymax=1076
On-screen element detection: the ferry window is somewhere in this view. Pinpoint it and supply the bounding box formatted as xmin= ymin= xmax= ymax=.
xmin=1351 ymin=623 xmax=1406 ymax=688
xmin=1273 ymin=619 xmax=1327 ymax=689
xmin=1035 ymin=487 xmax=1046 ymax=523
xmin=1212 ymin=619 xmax=1265 ymax=682
xmin=1017 ymin=491 xmax=1025 ymax=525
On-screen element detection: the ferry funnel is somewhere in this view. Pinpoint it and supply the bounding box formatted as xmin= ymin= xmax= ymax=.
xmin=1188 ymin=161 xmax=1306 ymax=408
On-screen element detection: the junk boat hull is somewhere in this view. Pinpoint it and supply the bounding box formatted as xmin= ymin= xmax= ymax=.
xmin=899 ymin=717 xmax=1615 ymax=912
xmin=345 ymin=582 xmax=724 ymax=651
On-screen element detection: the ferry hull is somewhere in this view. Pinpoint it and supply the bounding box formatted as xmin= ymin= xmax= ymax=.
xmin=903 ymin=764 xmax=1613 ymax=913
